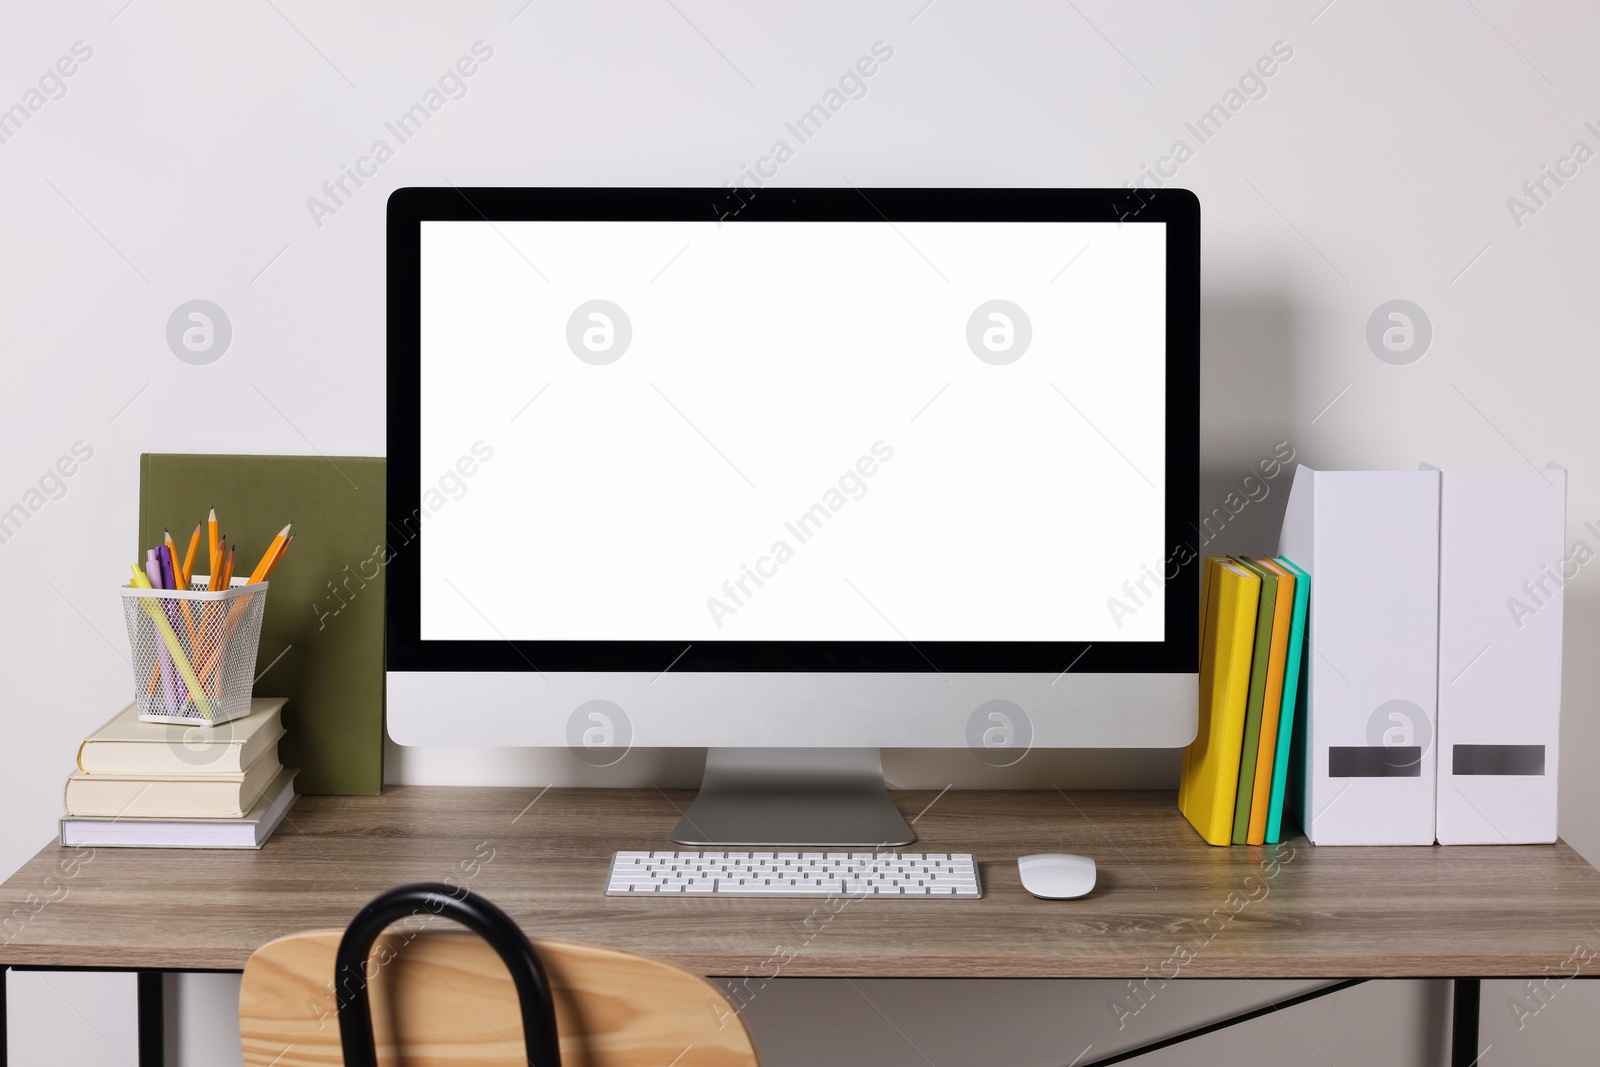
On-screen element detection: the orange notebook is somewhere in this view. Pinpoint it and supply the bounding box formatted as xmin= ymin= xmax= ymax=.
xmin=1246 ymin=558 xmax=1296 ymax=844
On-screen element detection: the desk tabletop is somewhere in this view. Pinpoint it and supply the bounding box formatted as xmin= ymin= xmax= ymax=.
xmin=3 ymin=787 xmax=1597 ymax=978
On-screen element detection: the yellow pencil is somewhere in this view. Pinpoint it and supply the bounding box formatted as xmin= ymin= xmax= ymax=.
xmin=248 ymin=523 xmax=292 ymax=585
xmin=263 ymin=534 xmax=295 ymax=578
xmin=181 ymin=523 xmax=201 ymax=589
xmin=207 ymin=507 xmax=219 ymax=581
xmin=208 ymin=536 xmax=227 ymax=591
xmin=221 ymin=546 xmax=235 ymax=588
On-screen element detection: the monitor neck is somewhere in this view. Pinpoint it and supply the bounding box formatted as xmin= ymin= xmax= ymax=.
xmin=672 ymin=748 xmax=914 ymax=848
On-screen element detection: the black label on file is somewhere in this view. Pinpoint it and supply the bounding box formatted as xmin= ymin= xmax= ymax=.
xmin=1328 ymin=746 xmax=1422 ymax=777
xmin=1452 ymin=744 xmax=1545 ymax=776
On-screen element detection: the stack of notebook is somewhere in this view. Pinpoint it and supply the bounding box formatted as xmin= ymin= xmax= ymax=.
xmin=62 ymin=697 xmax=297 ymax=848
xmin=1179 ymin=557 xmax=1310 ymax=846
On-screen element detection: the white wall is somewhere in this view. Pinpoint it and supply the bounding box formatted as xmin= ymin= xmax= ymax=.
xmin=4 ymin=1 xmax=1599 ymax=1064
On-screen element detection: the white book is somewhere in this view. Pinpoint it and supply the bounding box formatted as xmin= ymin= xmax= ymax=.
xmin=60 ymin=769 xmax=298 ymax=849
xmin=1279 ymin=466 xmax=1440 ymax=845
xmin=1432 ymin=465 xmax=1565 ymax=845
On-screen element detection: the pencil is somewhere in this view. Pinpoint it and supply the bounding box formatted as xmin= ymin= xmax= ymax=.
xmin=208 ymin=536 xmax=227 ymax=591
xmin=207 ymin=508 xmax=219 ymax=581
xmin=221 ymin=546 xmax=235 ymax=588
xmin=248 ymin=523 xmax=292 ymax=585
xmin=181 ymin=523 xmax=201 ymax=589
xmin=162 ymin=529 xmax=178 ymax=582
xmin=177 ymin=530 xmax=202 ymax=640
xmin=263 ymin=534 xmax=295 ymax=578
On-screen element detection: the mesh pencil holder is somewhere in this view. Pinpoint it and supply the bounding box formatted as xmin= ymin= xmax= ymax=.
xmin=120 ymin=579 xmax=268 ymax=727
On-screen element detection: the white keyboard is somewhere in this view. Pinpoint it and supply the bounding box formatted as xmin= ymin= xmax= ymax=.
xmin=606 ymin=851 xmax=982 ymax=898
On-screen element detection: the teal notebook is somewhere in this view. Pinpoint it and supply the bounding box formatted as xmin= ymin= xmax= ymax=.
xmin=1265 ymin=556 xmax=1310 ymax=843
xmin=1229 ymin=557 xmax=1277 ymax=845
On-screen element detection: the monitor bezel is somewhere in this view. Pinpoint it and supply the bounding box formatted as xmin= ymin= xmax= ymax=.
xmin=387 ymin=187 xmax=1199 ymax=673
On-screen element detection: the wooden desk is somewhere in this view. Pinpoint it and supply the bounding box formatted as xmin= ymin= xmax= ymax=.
xmin=5 ymin=787 xmax=1599 ymax=1063
xmin=6 ymin=786 xmax=1599 ymax=975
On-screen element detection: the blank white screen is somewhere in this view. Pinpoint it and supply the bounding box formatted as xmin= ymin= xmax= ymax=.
xmin=418 ymin=219 xmax=1166 ymax=643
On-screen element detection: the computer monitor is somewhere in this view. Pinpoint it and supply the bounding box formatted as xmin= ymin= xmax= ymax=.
xmin=387 ymin=187 xmax=1199 ymax=845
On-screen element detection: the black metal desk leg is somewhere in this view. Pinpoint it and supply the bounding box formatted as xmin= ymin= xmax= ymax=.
xmin=1451 ymin=977 xmax=1482 ymax=1067
xmin=137 ymin=971 xmax=163 ymax=1067
xmin=2 ymin=964 xmax=9 ymax=1067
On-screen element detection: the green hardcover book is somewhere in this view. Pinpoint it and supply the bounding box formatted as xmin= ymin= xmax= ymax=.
xmin=1229 ymin=556 xmax=1277 ymax=844
xmin=1266 ymin=556 xmax=1311 ymax=843
xmin=138 ymin=454 xmax=385 ymax=795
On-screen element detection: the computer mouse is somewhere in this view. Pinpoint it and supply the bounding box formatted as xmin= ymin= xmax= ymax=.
xmin=1018 ymin=853 xmax=1096 ymax=899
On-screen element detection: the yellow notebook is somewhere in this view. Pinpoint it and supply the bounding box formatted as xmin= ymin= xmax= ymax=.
xmin=1246 ymin=559 xmax=1296 ymax=845
xmin=1180 ymin=553 xmax=1220 ymax=815
xmin=1179 ymin=558 xmax=1261 ymax=845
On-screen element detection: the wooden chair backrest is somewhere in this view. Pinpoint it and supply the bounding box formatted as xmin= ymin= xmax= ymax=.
xmin=240 ymin=930 xmax=761 ymax=1067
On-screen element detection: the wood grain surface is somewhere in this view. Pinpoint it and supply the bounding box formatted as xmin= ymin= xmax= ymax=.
xmin=4 ymin=787 xmax=1599 ymax=977
xmin=240 ymin=931 xmax=761 ymax=1067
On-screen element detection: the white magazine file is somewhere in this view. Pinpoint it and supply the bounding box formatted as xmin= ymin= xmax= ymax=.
xmin=1279 ymin=466 xmax=1440 ymax=845
xmin=1431 ymin=464 xmax=1565 ymax=845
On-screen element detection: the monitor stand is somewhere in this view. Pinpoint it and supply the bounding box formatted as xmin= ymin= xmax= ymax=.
xmin=671 ymin=748 xmax=915 ymax=847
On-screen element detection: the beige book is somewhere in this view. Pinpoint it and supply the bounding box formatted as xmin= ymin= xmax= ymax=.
xmin=62 ymin=769 xmax=299 ymax=849
xmin=65 ymin=746 xmax=283 ymax=818
xmin=76 ymin=698 xmax=286 ymax=776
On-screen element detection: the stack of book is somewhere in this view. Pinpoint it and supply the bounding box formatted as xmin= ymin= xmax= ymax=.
xmin=1179 ymin=557 xmax=1310 ymax=846
xmin=62 ymin=697 xmax=297 ymax=848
